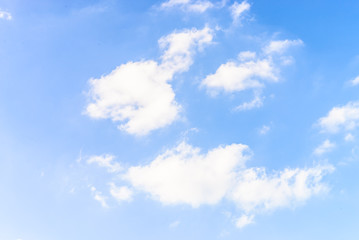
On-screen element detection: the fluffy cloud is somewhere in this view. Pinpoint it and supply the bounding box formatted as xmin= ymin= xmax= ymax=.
xmin=313 ymin=139 xmax=335 ymax=156
xmin=230 ymin=1 xmax=250 ymax=23
xmin=201 ymin=39 xmax=302 ymax=96
xmin=0 ymin=10 xmax=12 ymax=20
xmin=318 ymin=101 xmax=359 ymax=133
xmin=86 ymin=27 xmax=213 ymax=135
xmin=202 ymin=58 xmax=276 ymax=93
xmin=124 ymin=142 xmax=251 ymax=207
xmin=89 ymin=141 xmax=333 ymax=227
xmin=160 ymin=0 xmax=214 ymax=13
xmin=87 ymin=154 xmax=122 ymax=173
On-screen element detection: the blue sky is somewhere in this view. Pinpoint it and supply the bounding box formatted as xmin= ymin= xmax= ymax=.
xmin=1 ymin=0 xmax=359 ymax=239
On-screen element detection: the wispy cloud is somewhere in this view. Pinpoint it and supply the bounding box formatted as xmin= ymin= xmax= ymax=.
xmin=0 ymin=10 xmax=12 ymax=20
xmin=313 ymin=139 xmax=335 ymax=156
xmin=230 ymin=1 xmax=250 ymax=23
xmin=160 ymin=0 xmax=214 ymax=13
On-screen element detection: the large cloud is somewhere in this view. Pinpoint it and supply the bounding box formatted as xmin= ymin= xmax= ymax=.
xmin=86 ymin=27 xmax=213 ymax=135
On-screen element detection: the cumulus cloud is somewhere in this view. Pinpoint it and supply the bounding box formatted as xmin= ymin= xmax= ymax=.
xmin=0 ymin=10 xmax=12 ymax=20
xmin=87 ymin=154 xmax=122 ymax=173
xmin=88 ymin=141 xmax=333 ymax=227
xmin=124 ymin=142 xmax=251 ymax=207
xmin=160 ymin=0 xmax=214 ymax=13
xmin=263 ymin=39 xmax=303 ymax=55
xmin=201 ymin=39 xmax=302 ymax=96
xmin=313 ymin=139 xmax=335 ymax=156
xmin=350 ymin=76 xmax=359 ymax=86
xmin=345 ymin=133 xmax=355 ymax=142
xmin=109 ymin=183 xmax=133 ymax=202
xmin=202 ymin=58 xmax=276 ymax=93
xmin=318 ymin=101 xmax=359 ymax=133
xmin=230 ymin=1 xmax=250 ymax=23
xmin=86 ymin=27 xmax=213 ymax=135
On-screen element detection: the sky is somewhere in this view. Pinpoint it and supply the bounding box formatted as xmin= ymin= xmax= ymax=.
xmin=1 ymin=0 xmax=359 ymax=239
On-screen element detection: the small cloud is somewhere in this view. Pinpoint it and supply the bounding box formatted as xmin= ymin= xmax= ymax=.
xmin=313 ymin=139 xmax=335 ymax=156
xmin=258 ymin=125 xmax=270 ymax=135
xmin=263 ymin=39 xmax=303 ymax=55
xmin=230 ymin=1 xmax=251 ymax=23
xmin=235 ymin=94 xmax=264 ymax=111
xmin=90 ymin=186 xmax=109 ymax=208
xmin=0 ymin=10 xmax=12 ymax=20
xmin=87 ymin=154 xmax=122 ymax=173
xmin=350 ymin=76 xmax=359 ymax=86
xmin=169 ymin=220 xmax=180 ymax=228
xmin=160 ymin=0 xmax=214 ymax=13
xmin=109 ymin=183 xmax=133 ymax=202
xmin=235 ymin=214 xmax=254 ymax=228
xmin=237 ymin=51 xmax=256 ymax=62
xmin=345 ymin=133 xmax=355 ymax=142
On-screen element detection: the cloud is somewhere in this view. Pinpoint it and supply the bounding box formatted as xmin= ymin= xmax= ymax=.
xmin=87 ymin=154 xmax=122 ymax=173
xmin=124 ymin=142 xmax=251 ymax=207
xmin=313 ymin=139 xmax=335 ymax=156
xmin=235 ymin=94 xmax=264 ymax=111
xmin=258 ymin=125 xmax=270 ymax=135
xmin=201 ymin=39 xmax=302 ymax=96
xmin=230 ymin=1 xmax=250 ymax=23
xmin=350 ymin=76 xmax=359 ymax=86
xmin=169 ymin=220 xmax=181 ymax=228
xmin=109 ymin=183 xmax=133 ymax=202
xmin=90 ymin=186 xmax=108 ymax=208
xmin=86 ymin=27 xmax=213 ymax=136
xmin=0 ymin=10 xmax=12 ymax=20
xmin=228 ymin=164 xmax=334 ymax=214
xmin=235 ymin=214 xmax=254 ymax=228
xmin=202 ymin=58 xmax=276 ymax=93
xmin=89 ymin=141 xmax=333 ymax=228
xmin=345 ymin=133 xmax=355 ymax=142
xmin=160 ymin=0 xmax=214 ymax=13
xmin=318 ymin=101 xmax=359 ymax=133
xmin=263 ymin=39 xmax=303 ymax=55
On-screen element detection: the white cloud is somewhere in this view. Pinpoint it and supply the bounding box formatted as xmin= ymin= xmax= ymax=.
xmin=202 ymin=39 xmax=302 ymax=95
xmin=318 ymin=101 xmax=359 ymax=133
xmin=345 ymin=133 xmax=355 ymax=142
xmin=109 ymin=183 xmax=133 ymax=202
xmin=238 ymin=51 xmax=256 ymax=61
xmin=90 ymin=186 xmax=108 ymax=208
xmin=229 ymin=165 xmax=334 ymax=215
xmin=86 ymin=27 xmax=213 ymax=136
xmin=263 ymin=39 xmax=303 ymax=55
xmin=202 ymin=58 xmax=276 ymax=93
xmin=350 ymin=76 xmax=359 ymax=86
xmin=235 ymin=214 xmax=254 ymax=228
xmin=90 ymin=141 xmax=333 ymax=228
xmin=313 ymin=139 xmax=335 ymax=156
xmin=258 ymin=125 xmax=270 ymax=135
xmin=87 ymin=154 xmax=122 ymax=173
xmin=160 ymin=0 xmax=214 ymax=13
xmin=230 ymin=1 xmax=250 ymax=23
xmin=0 ymin=10 xmax=12 ymax=20
xmin=169 ymin=220 xmax=181 ymax=228
xmin=124 ymin=142 xmax=251 ymax=207
xmin=235 ymin=94 xmax=264 ymax=111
